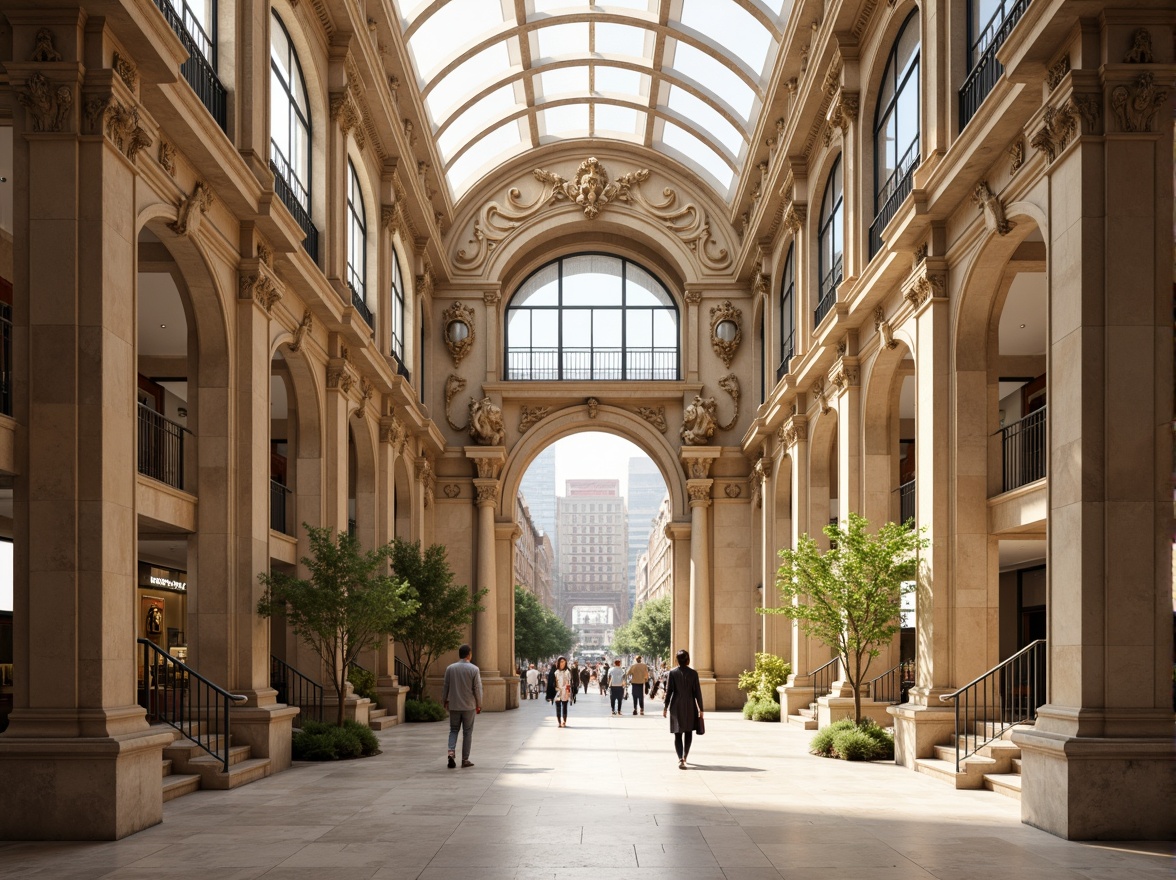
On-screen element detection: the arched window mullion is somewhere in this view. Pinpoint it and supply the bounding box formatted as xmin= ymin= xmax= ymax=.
xmin=816 ymin=157 xmax=844 ymax=328
xmin=269 ymin=12 xmax=319 ymax=261
xmin=777 ymin=243 xmax=795 ymax=382
xmin=870 ymin=10 xmax=920 ymax=257
xmin=346 ymin=161 xmax=372 ymax=328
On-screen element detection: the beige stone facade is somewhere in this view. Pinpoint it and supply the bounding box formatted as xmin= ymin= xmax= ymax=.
xmin=514 ymin=493 xmax=554 ymax=608
xmin=0 ymin=0 xmax=1170 ymax=844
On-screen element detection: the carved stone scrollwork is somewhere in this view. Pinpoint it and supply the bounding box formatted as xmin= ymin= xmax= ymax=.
xmin=441 ymin=301 xmax=476 ymax=366
xmin=327 ymin=362 xmax=355 ymax=394
xmin=330 ymin=87 xmax=364 ymax=149
xmin=419 ymin=457 xmax=436 ymax=508
xmin=96 ymin=98 xmax=152 ymax=162
xmin=783 ymin=201 xmax=806 ymax=234
xmin=483 ymin=290 xmax=500 ymax=305
xmin=444 ymin=374 xmax=468 ymax=431
xmin=635 ymin=406 xmax=667 ymax=433
xmin=468 ymin=396 xmax=505 ymax=445
xmin=685 ymin=457 xmax=713 ymax=480
xmin=289 ymin=309 xmax=313 ymax=352
xmin=680 ymin=396 xmax=718 ymax=446
xmin=1008 ymin=140 xmax=1024 ymax=176
xmin=829 ymin=361 xmax=859 ymax=392
xmin=519 ymin=406 xmax=550 ymax=433
xmin=684 ymin=290 xmax=702 ymax=305
xmin=1045 ymin=56 xmax=1070 ymax=92
xmin=709 ymin=300 xmax=743 ymax=368
xmin=1110 ymin=73 xmax=1168 ymax=133
xmin=158 ymin=140 xmax=177 ymax=176
xmin=1123 ymin=28 xmax=1154 ymax=63
xmin=812 ymin=382 xmax=831 ymax=415
xmin=355 ymin=378 xmax=374 ymax=419
xmin=724 ymin=484 xmax=742 ymax=498
xmin=778 ymin=417 xmax=807 ymax=447
xmin=904 ymin=265 xmax=946 ymax=309
xmin=1030 ymin=99 xmax=1090 ymax=164
xmin=380 ymin=417 xmax=408 ymax=453
xmin=473 ymin=457 xmax=500 ymax=480
xmin=443 ymin=483 xmax=460 ymax=499
xmin=16 ymin=72 xmax=72 ymax=133
xmin=971 ymin=180 xmax=1012 ymax=236
xmin=475 ymin=483 xmax=499 ymax=506
xmin=31 ymin=28 xmax=62 ymax=62
xmin=716 ymin=374 xmax=741 ymax=432
xmin=239 ymin=269 xmax=281 ymax=314
xmin=534 ymin=156 xmax=648 ymax=219
xmin=169 ymin=182 xmax=214 ymax=237
xmin=112 ymin=52 xmax=138 ymax=92
xmin=874 ymin=306 xmax=898 ymax=350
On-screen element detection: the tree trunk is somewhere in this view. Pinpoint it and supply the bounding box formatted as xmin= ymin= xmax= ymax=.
xmin=852 ymin=653 xmax=862 ymax=725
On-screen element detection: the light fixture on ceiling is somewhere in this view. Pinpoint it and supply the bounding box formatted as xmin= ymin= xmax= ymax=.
xmin=1019 ymin=323 xmax=1025 ymax=328
xmin=160 ymin=323 xmax=166 ymax=328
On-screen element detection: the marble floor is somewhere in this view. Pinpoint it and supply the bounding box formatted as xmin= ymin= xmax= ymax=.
xmin=0 ymin=690 xmax=1170 ymax=879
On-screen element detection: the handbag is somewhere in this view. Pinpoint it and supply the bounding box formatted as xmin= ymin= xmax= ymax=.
xmin=697 ymin=715 xmax=705 ymax=736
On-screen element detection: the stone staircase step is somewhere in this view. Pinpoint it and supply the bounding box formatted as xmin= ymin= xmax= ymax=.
xmin=186 ymin=756 xmax=271 ymax=790
xmin=1012 ymin=757 xmax=1022 ymax=773
xmin=161 ymin=758 xmax=173 ymax=778
xmin=368 ymin=708 xmax=387 ymax=719
xmin=918 ymin=755 xmax=992 ymax=789
xmin=161 ymin=773 xmax=201 ymax=802
xmin=786 ymin=714 xmax=818 ymax=730
xmin=983 ymin=772 xmax=1023 ymax=800
xmin=368 ymin=713 xmax=398 ymax=730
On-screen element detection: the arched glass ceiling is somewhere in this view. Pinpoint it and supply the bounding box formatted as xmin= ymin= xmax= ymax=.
xmin=396 ymin=0 xmax=789 ymax=202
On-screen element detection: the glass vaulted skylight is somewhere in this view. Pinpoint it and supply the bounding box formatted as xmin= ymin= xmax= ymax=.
xmin=397 ymin=0 xmax=784 ymax=201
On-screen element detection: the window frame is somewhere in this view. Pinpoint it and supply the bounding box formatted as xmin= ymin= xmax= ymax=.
xmin=390 ymin=246 xmax=406 ymax=363
xmin=778 ymin=243 xmax=795 ymax=381
xmin=346 ymin=160 xmax=367 ymax=304
xmin=816 ymin=156 xmax=844 ymax=326
xmin=873 ymin=10 xmax=920 ymax=214
xmin=269 ymin=11 xmax=312 ymax=214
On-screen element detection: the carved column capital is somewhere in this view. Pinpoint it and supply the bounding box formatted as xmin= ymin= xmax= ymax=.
xmin=474 ymin=481 xmax=499 ymax=507
xmin=238 ymin=259 xmax=283 ymax=314
xmin=903 ymin=260 xmax=947 ymax=310
xmin=687 ymin=480 xmax=713 ymax=507
xmin=465 ymin=446 xmax=506 ymax=481
xmin=777 ymin=414 xmax=808 ymax=448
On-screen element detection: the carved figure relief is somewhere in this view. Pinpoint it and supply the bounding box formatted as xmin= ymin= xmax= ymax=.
xmin=874 ymin=306 xmax=898 ymax=350
xmin=1123 ymin=28 xmax=1154 ymax=63
xmin=289 ymin=309 xmax=313 ymax=352
xmin=101 ymin=100 xmax=152 ymax=162
xmin=419 ymin=457 xmax=435 ymax=508
xmin=680 ymin=396 xmax=718 ymax=446
xmin=1110 ymin=73 xmax=1168 ymax=133
xmin=468 ymin=397 xmax=505 ymax=446
xmin=1008 ymin=140 xmax=1024 ymax=176
xmin=31 ymin=28 xmax=62 ymax=62
xmin=519 ymin=406 xmax=550 ymax=433
xmin=355 ymin=378 xmax=374 ymax=420
xmin=240 ymin=270 xmax=281 ymax=314
xmin=330 ymin=88 xmax=364 ymax=149
xmin=709 ymin=300 xmax=743 ymax=368
xmin=112 ymin=52 xmax=138 ymax=92
xmin=169 ymin=183 xmax=214 ymax=237
xmin=1045 ymin=56 xmax=1070 ymax=92
xmin=17 ymin=72 xmax=72 ymax=133
xmin=971 ymin=180 xmax=1012 ymax=236
xmin=534 ymin=156 xmax=648 ymax=219
xmin=158 ymin=140 xmax=177 ymax=176
xmin=327 ymin=362 xmax=355 ymax=393
xmin=812 ymin=382 xmax=830 ymax=415
xmin=635 ymin=406 xmax=667 ymax=433
xmin=905 ymin=266 xmax=946 ymax=308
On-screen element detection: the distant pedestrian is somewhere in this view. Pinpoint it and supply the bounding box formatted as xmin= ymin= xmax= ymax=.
xmin=579 ymin=665 xmax=591 ymax=694
xmin=570 ymin=661 xmax=580 ymax=704
xmin=548 ymin=656 xmax=573 ymax=727
xmin=442 ymin=644 xmax=483 ymax=768
xmin=627 ymin=655 xmax=649 ymax=715
xmin=608 ymin=658 xmax=627 ymax=715
xmin=525 ymin=663 xmax=540 ymax=699
xmin=599 ymin=664 xmax=608 ymax=695
xmin=663 ymin=649 xmax=703 ymax=769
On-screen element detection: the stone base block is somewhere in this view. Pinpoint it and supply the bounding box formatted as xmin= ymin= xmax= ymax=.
xmin=1012 ymin=727 xmax=1176 ymax=840
xmin=0 ymin=726 xmax=173 ymax=840
xmin=505 ymin=675 xmax=520 ymax=710
xmin=698 ymin=675 xmax=716 ymax=712
xmin=779 ymin=677 xmax=816 ymax=718
xmin=323 ymin=694 xmax=371 ymax=726
xmin=481 ymin=676 xmax=507 ymax=712
xmin=887 ymin=703 xmax=956 ymax=769
xmin=374 ymin=683 xmax=408 ymax=724
xmin=714 ymin=676 xmax=742 ymax=710
xmin=230 ymin=704 xmax=300 ymax=774
xmin=816 ymin=696 xmax=897 ymax=729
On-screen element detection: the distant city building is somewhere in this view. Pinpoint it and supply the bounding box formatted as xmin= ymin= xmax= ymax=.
xmin=639 ymin=496 xmax=673 ymax=605
xmin=626 ymin=457 xmax=665 ymax=610
xmin=556 ymin=479 xmax=629 ymax=649
xmin=514 ymin=492 xmax=554 ymax=608
xmin=519 ymin=446 xmax=556 ymax=540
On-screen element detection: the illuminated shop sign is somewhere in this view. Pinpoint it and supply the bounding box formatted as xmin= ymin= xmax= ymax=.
xmin=138 ymin=563 xmax=187 ymax=593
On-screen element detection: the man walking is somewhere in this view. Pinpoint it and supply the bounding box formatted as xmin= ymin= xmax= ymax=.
xmin=607 ymin=658 xmax=627 ymax=715
xmin=627 ymin=655 xmax=649 ymax=715
xmin=442 ymin=644 xmax=482 ymax=768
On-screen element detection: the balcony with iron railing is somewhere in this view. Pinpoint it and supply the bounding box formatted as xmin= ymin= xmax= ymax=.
xmin=776 ymin=330 xmax=794 ymax=383
xmin=270 ymin=480 xmax=293 ymax=535
xmin=389 ymin=349 xmax=411 ymax=381
xmin=959 ymin=0 xmax=1032 ymax=130
xmin=996 ymin=406 xmax=1046 ymax=493
xmin=151 ymin=0 xmax=227 ymax=130
xmin=814 ymin=256 xmax=842 ymax=327
xmin=269 ymin=146 xmax=319 ymax=263
xmin=896 ymin=478 xmax=915 ymax=525
xmin=348 ymin=283 xmax=374 ymax=328
xmin=506 ymin=347 xmax=678 ymax=382
xmin=869 ymin=139 xmax=919 ymax=256
xmin=0 ymin=302 xmax=10 ymax=417
xmin=138 ymin=404 xmax=192 ymax=491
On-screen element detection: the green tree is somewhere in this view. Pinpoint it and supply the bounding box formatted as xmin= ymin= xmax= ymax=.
xmin=610 ymin=596 xmax=671 ymax=663
xmin=514 ymin=586 xmax=575 ymax=664
xmin=258 ymin=525 xmax=418 ymax=727
xmin=764 ymin=513 xmax=926 ymax=724
xmin=388 ymin=539 xmax=486 ymax=700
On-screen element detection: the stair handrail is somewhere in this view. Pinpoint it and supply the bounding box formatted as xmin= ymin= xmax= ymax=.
xmin=868 ymin=659 xmax=915 ymax=705
xmin=939 ymin=639 xmax=1046 ymax=772
xmin=270 ymin=655 xmax=324 ymax=725
xmin=810 ymin=656 xmax=839 ymax=708
xmin=139 ymin=638 xmax=247 ymax=773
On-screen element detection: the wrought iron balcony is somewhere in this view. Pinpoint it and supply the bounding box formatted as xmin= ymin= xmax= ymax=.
xmin=151 ymin=0 xmax=227 ymax=131
xmin=814 ymin=257 xmax=842 ymax=328
xmin=997 ymin=406 xmax=1046 ymax=492
xmin=870 ymin=139 xmax=919 ymax=256
xmin=959 ymin=0 xmax=1032 ymax=130
xmin=776 ymin=330 xmax=794 ymax=382
xmin=270 ymin=480 xmax=292 ymax=535
xmin=506 ymin=346 xmax=678 ymax=381
xmin=0 ymin=302 xmax=10 ymax=417
xmin=269 ymin=150 xmax=319 ymax=263
xmin=390 ymin=350 xmax=411 ymax=381
xmin=349 ymin=284 xmax=373 ymax=328
xmin=137 ymin=404 xmax=191 ymax=491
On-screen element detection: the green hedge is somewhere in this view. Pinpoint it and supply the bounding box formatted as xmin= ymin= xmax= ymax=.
xmin=292 ymin=720 xmax=380 ymax=761
xmin=810 ymin=718 xmax=894 ymax=761
xmin=742 ymin=697 xmax=781 ymax=722
xmin=405 ymin=698 xmax=447 ymax=722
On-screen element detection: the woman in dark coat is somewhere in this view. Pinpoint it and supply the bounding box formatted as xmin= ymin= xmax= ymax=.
xmin=662 ymin=649 xmax=704 ymax=768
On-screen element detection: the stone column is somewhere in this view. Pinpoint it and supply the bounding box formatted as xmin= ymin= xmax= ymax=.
xmin=496 ymin=522 xmax=522 ymax=710
xmin=1011 ymin=32 xmax=1174 ymax=839
xmin=680 ymin=447 xmax=719 ymax=710
xmin=666 ymin=521 xmax=692 ymax=655
xmin=888 ymin=261 xmax=955 ymax=765
xmin=466 ymin=447 xmax=506 ymax=710
xmin=0 ymin=15 xmax=172 ymax=839
xmin=829 ymin=350 xmax=862 ymax=702
xmin=372 ymin=418 xmax=408 ymax=723
xmin=755 ymin=450 xmax=790 ymax=659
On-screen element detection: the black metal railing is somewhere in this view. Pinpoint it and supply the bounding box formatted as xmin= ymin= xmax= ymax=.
xmin=506 ymin=347 xmax=678 ymax=381
xmin=347 ymin=518 xmax=357 ymax=537
xmin=349 ymin=284 xmax=374 ymax=328
xmin=138 ymin=404 xmax=191 ymax=491
xmin=270 ymin=655 xmax=323 ymax=724
xmin=390 ymin=350 xmax=411 ymax=381
xmin=269 ymin=153 xmax=319 ymax=263
xmin=809 ymin=656 xmax=839 ymax=708
xmin=896 ymin=478 xmax=916 ymax=525
xmin=814 ymin=257 xmax=842 ymax=327
xmin=151 ymin=0 xmax=227 ymax=131
xmin=139 ymin=638 xmax=246 ymax=772
xmin=394 ymin=656 xmax=415 ymax=691
xmin=870 ymin=139 xmax=919 ymax=256
xmin=997 ymin=406 xmax=1046 ymax=492
xmin=776 ymin=330 xmax=794 ymax=382
xmin=959 ymin=0 xmax=1032 ymax=130
xmin=869 ymin=659 xmax=915 ymax=704
xmin=0 ymin=302 xmax=11 ymax=416
xmin=939 ymin=639 xmax=1046 ymax=771
xmin=270 ymin=480 xmax=292 ymax=535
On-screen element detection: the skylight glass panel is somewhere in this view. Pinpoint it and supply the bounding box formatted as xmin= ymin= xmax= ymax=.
xmin=664 ymin=86 xmax=744 ymax=157
xmin=539 ymin=104 xmax=590 ymax=137
xmin=666 ymin=39 xmax=756 ymax=120
xmin=537 ymin=65 xmax=589 ymax=100
xmin=437 ymin=86 xmax=518 ymax=160
xmin=678 ymin=0 xmax=772 ymax=74
xmin=600 ymin=0 xmax=653 ymax=11
xmin=536 ymin=22 xmax=589 ymax=59
xmin=660 ymin=121 xmax=734 ymax=191
xmin=594 ymin=23 xmax=649 ymax=59
xmin=531 ymin=0 xmax=585 ymax=13
xmin=398 ymin=0 xmax=432 ymax=24
xmin=594 ymin=103 xmax=642 ymax=137
xmin=408 ymin=0 xmax=508 ymax=82
xmin=447 ymin=120 xmax=525 ymax=195
xmin=594 ymin=66 xmax=647 ymax=96
xmin=423 ymin=41 xmax=514 ymax=124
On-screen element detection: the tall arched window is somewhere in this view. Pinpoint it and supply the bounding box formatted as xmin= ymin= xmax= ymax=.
xmin=870 ymin=11 xmax=920 ymax=255
xmin=269 ymin=12 xmax=318 ymax=260
xmin=815 ymin=157 xmax=843 ymax=327
xmin=346 ymin=161 xmax=371 ymax=326
xmin=777 ymin=243 xmax=795 ymax=381
xmin=390 ymin=246 xmax=406 ymax=367
xmin=505 ymin=254 xmax=679 ymax=381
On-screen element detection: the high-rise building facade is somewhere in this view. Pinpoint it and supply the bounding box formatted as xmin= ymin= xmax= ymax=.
xmin=556 ymin=480 xmax=629 ymax=650
xmin=625 ymin=458 xmax=666 ymax=610
xmin=514 ymin=493 xmax=554 ymax=609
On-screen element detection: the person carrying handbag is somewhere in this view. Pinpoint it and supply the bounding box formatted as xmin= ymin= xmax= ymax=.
xmin=662 ymin=649 xmax=704 ymax=769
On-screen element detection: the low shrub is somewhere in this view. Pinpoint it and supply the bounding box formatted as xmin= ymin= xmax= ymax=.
xmin=750 ymin=699 xmax=781 ymax=722
xmin=737 ymin=653 xmax=792 ymax=705
xmin=831 ymin=727 xmax=877 ymax=760
xmin=348 ymin=665 xmax=377 ymax=701
xmin=292 ymin=719 xmax=380 ymax=761
xmin=810 ymin=718 xmax=894 ymax=760
xmin=405 ymin=698 xmax=447 ymax=723
xmin=742 ymin=700 xmax=756 ymax=719
xmin=810 ymin=717 xmax=856 ymax=757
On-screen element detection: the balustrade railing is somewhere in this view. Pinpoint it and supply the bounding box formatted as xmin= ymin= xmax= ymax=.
xmin=138 ymin=404 xmax=191 ymax=491
xmin=959 ymin=0 xmax=1032 ymax=130
xmin=939 ymin=639 xmax=1046 ymax=771
xmin=868 ymin=659 xmax=915 ymax=704
xmin=270 ymin=655 xmax=323 ymax=724
xmin=896 ymin=478 xmax=915 ymax=525
xmin=151 ymin=0 xmax=227 ymax=130
xmin=139 ymin=638 xmax=246 ymax=772
xmin=869 ymin=139 xmax=919 ymax=256
xmin=269 ymin=151 xmax=319 ymax=263
xmin=394 ymin=656 xmax=416 ymax=694
xmin=809 ymin=656 xmax=839 ymax=708
xmin=997 ymin=406 xmax=1046 ymax=492
xmin=0 ymin=302 xmax=10 ymax=416
xmin=506 ymin=347 xmax=678 ymax=381
xmin=270 ymin=480 xmax=292 ymax=535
